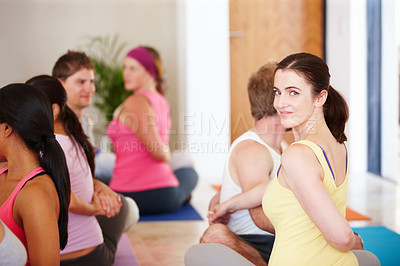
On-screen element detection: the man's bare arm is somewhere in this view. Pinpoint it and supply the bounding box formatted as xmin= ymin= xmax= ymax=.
xmin=230 ymin=140 xmax=275 ymax=233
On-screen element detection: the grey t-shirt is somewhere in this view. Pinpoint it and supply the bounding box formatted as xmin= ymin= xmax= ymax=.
xmin=81 ymin=113 xmax=95 ymax=146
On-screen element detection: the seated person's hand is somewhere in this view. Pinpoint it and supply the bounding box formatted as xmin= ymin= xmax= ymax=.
xmin=94 ymin=180 xmax=122 ymax=218
xmin=208 ymin=193 xmax=230 ymax=225
xmin=208 ymin=202 xmax=235 ymax=225
xmin=91 ymin=190 xmax=106 ymax=216
xmin=208 ymin=212 xmax=230 ymax=225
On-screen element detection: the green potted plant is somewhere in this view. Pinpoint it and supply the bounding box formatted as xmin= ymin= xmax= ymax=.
xmin=84 ymin=35 xmax=131 ymax=122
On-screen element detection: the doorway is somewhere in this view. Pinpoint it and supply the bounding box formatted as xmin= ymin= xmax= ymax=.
xmin=229 ymin=0 xmax=325 ymax=143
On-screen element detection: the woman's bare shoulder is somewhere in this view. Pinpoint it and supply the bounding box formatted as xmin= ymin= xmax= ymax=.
xmin=281 ymin=143 xmax=316 ymax=164
xmin=16 ymin=174 xmax=58 ymax=208
xmin=123 ymin=94 xmax=151 ymax=113
xmin=281 ymin=143 xmax=321 ymax=180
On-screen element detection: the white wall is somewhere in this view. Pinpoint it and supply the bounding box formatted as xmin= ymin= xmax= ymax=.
xmin=326 ymin=0 xmax=368 ymax=175
xmin=182 ymin=0 xmax=230 ymax=180
xmin=348 ymin=0 xmax=368 ymax=176
xmin=0 ymin=0 xmax=180 ymax=146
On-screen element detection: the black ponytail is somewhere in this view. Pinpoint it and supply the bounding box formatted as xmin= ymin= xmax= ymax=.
xmin=0 ymin=83 xmax=70 ymax=249
xmin=63 ymin=106 xmax=95 ymax=176
xmin=39 ymin=135 xmax=71 ymax=249
xmin=26 ymin=75 xmax=95 ymax=176
xmin=276 ymin=52 xmax=349 ymax=143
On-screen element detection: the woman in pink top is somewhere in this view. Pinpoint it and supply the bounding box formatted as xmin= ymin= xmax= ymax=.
xmin=27 ymin=75 xmax=138 ymax=265
xmin=0 ymin=83 xmax=70 ymax=265
xmin=107 ymin=46 xmax=198 ymax=214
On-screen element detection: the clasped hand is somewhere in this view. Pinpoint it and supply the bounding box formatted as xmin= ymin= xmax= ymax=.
xmin=93 ymin=180 xmax=122 ymax=218
xmin=207 ymin=202 xmax=235 ymax=225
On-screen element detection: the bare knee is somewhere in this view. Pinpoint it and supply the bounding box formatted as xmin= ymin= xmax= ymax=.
xmin=200 ymin=224 xmax=232 ymax=244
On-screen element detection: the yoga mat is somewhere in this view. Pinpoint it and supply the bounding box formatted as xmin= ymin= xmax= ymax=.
xmin=138 ymin=203 xmax=203 ymax=222
xmin=346 ymin=207 xmax=372 ymax=221
xmin=353 ymin=226 xmax=400 ymax=266
xmin=113 ymin=233 xmax=139 ymax=266
xmin=211 ymin=183 xmax=221 ymax=191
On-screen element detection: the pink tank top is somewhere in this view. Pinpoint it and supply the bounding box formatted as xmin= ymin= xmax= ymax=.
xmin=107 ymin=91 xmax=178 ymax=192
xmin=0 ymin=166 xmax=45 ymax=264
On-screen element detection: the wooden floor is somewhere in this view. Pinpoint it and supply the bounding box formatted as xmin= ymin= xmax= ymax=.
xmin=128 ymin=221 xmax=207 ymax=265
xmin=127 ymin=179 xmax=214 ymax=266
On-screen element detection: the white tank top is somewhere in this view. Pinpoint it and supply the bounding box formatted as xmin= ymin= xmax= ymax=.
xmin=220 ymin=130 xmax=281 ymax=235
xmin=0 ymin=221 xmax=27 ymax=266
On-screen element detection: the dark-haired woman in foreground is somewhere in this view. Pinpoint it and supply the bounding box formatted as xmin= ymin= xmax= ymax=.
xmin=209 ymin=53 xmax=380 ymax=265
xmin=0 ymin=83 xmax=70 ymax=265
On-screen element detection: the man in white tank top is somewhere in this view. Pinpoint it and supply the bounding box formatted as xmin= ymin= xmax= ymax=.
xmin=199 ymin=62 xmax=287 ymax=265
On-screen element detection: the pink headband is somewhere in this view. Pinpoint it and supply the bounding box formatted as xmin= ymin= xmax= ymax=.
xmin=126 ymin=46 xmax=157 ymax=78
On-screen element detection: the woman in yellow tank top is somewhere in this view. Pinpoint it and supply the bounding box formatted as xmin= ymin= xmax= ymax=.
xmin=209 ymin=53 xmax=380 ymax=266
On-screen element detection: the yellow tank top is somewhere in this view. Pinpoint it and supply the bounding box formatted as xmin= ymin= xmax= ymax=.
xmin=262 ymin=140 xmax=358 ymax=266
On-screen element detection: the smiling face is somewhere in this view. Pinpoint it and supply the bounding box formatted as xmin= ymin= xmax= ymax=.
xmin=59 ymin=68 xmax=95 ymax=114
xmin=273 ymin=69 xmax=318 ymax=129
xmin=123 ymin=57 xmax=153 ymax=92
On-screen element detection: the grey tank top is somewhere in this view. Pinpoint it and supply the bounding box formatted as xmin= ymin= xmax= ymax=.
xmin=0 ymin=221 xmax=27 ymax=266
